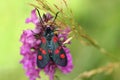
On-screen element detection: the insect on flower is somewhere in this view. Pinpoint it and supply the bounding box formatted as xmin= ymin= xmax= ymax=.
xmin=20 ymin=7 xmax=73 ymax=80
xmin=35 ymin=9 xmax=68 ymax=68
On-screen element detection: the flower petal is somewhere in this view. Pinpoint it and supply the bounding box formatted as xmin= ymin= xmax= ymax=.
xmin=44 ymin=62 xmax=56 ymax=80
xmin=25 ymin=9 xmax=39 ymax=25
xmin=20 ymin=29 xmax=41 ymax=80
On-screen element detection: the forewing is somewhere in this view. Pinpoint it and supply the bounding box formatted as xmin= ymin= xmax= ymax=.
xmin=51 ymin=36 xmax=67 ymax=66
xmin=37 ymin=37 xmax=50 ymax=68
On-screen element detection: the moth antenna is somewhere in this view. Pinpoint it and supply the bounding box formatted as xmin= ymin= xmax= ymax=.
xmin=51 ymin=11 xmax=59 ymax=25
xmin=36 ymin=8 xmax=44 ymax=26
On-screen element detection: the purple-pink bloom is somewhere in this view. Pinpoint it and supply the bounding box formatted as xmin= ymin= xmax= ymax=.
xmin=58 ymin=27 xmax=71 ymax=44
xmin=20 ymin=8 xmax=73 ymax=80
xmin=20 ymin=29 xmax=41 ymax=80
xmin=26 ymin=9 xmax=39 ymax=25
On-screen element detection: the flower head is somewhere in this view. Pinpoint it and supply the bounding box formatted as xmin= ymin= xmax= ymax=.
xmin=20 ymin=9 xmax=73 ymax=80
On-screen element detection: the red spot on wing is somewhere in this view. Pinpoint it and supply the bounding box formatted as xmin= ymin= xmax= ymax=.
xmin=39 ymin=48 xmax=42 ymax=51
xmin=39 ymin=48 xmax=46 ymax=55
xmin=55 ymin=49 xmax=59 ymax=54
xmin=60 ymin=54 xmax=65 ymax=59
xmin=53 ymin=36 xmax=58 ymax=43
xmin=42 ymin=50 xmax=46 ymax=55
xmin=58 ymin=46 xmax=62 ymax=50
xmin=38 ymin=55 xmax=43 ymax=60
xmin=41 ymin=37 xmax=46 ymax=43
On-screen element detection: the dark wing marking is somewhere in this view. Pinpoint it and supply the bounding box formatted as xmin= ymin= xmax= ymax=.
xmin=51 ymin=36 xmax=67 ymax=66
xmin=37 ymin=37 xmax=50 ymax=68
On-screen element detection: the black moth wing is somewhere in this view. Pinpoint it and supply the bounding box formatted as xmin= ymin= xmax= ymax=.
xmin=37 ymin=36 xmax=50 ymax=68
xmin=51 ymin=35 xmax=67 ymax=67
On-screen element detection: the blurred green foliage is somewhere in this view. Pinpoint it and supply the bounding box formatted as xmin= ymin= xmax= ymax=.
xmin=0 ymin=0 xmax=120 ymax=80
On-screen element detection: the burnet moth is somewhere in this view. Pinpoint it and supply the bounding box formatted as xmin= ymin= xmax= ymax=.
xmin=35 ymin=9 xmax=67 ymax=68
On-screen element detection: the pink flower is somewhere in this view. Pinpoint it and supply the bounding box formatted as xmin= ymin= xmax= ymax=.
xmin=20 ymin=9 xmax=73 ymax=80
xmin=25 ymin=9 xmax=39 ymax=25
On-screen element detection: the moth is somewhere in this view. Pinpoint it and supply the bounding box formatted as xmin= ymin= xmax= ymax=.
xmin=35 ymin=9 xmax=67 ymax=68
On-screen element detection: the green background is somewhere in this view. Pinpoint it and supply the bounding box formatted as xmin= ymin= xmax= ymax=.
xmin=0 ymin=0 xmax=120 ymax=80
